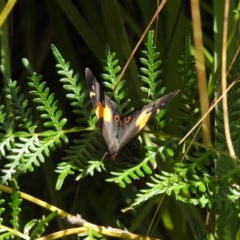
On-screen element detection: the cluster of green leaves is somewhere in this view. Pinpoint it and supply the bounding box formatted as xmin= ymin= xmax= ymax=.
xmin=131 ymin=32 xmax=240 ymax=221
xmin=0 ymin=61 xmax=68 ymax=184
xmin=178 ymin=32 xmax=200 ymax=138
xmin=0 ymin=179 xmax=57 ymax=239
xmin=52 ymin=45 xmax=106 ymax=188
xmin=0 ymin=30 xmax=182 ymax=238
xmin=2 ymin=31 xmax=177 ymax=189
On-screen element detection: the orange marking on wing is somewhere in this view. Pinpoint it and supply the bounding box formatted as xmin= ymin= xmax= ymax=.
xmin=135 ymin=110 xmax=152 ymax=129
xmin=95 ymin=103 xmax=112 ymax=121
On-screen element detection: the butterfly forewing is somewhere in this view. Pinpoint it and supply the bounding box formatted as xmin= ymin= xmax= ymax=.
xmin=85 ymin=68 xmax=120 ymax=155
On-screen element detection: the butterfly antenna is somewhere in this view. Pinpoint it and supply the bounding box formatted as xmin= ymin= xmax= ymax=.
xmin=91 ymin=152 xmax=108 ymax=172
xmin=100 ymin=152 xmax=108 ymax=163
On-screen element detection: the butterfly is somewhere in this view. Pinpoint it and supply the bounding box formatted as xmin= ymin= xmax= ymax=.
xmin=85 ymin=68 xmax=179 ymax=159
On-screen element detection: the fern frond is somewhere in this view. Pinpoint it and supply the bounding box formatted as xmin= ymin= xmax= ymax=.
xmin=148 ymin=137 xmax=178 ymax=160
xmin=215 ymin=55 xmax=240 ymax=147
xmin=131 ymin=146 xmax=240 ymax=212
xmin=55 ymin=131 xmax=105 ymax=190
xmin=139 ymin=31 xmax=172 ymax=129
xmin=139 ymin=30 xmax=164 ymax=102
xmin=130 ymin=146 xmax=213 ymax=207
xmin=130 ymin=164 xmax=208 ymax=208
xmin=0 ymin=108 xmax=14 ymax=158
xmin=0 ymin=179 xmax=22 ymax=238
xmin=29 ymin=211 xmax=58 ymax=239
xmin=23 ymin=59 xmax=67 ymax=132
xmin=107 ymin=154 xmax=154 ymax=188
xmin=9 ymin=180 xmax=21 ymax=230
xmin=0 ymin=192 xmax=4 ymax=225
xmin=78 ymin=228 xmax=103 ymax=240
xmin=0 ymin=69 xmax=37 ymax=181
xmin=0 ymin=60 xmax=69 ymax=183
xmin=101 ymin=45 xmax=129 ymax=114
xmin=178 ymin=31 xmax=200 ymax=138
xmin=1 ymin=66 xmax=35 ymax=130
xmin=51 ymin=44 xmax=92 ymax=125
xmin=76 ymin=160 xmax=106 ymax=179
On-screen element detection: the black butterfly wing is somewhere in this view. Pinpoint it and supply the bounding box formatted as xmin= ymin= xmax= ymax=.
xmin=85 ymin=68 xmax=104 ymax=112
xmin=86 ymin=68 xmax=179 ymax=158
xmin=85 ymin=68 xmax=120 ymax=152
xmin=117 ymin=91 xmax=179 ymax=151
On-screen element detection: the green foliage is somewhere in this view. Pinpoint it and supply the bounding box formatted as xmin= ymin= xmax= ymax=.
xmin=51 ymin=44 xmax=106 ymax=189
xmin=29 ymin=211 xmax=58 ymax=239
xmin=107 ymin=156 xmax=152 ymax=188
xmin=178 ymin=31 xmax=200 ymax=137
xmin=0 ymin=30 xmax=182 ymax=238
xmin=0 ymin=192 xmax=4 ymax=225
xmin=193 ymin=218 xmax=208 ymax=240
xmin=78 ymin=229 xmax=103 ymax=240
xmin=129 ymin=31 xmax=240 ymax=224
xmin=215 ymin=55 xmax=240 ymax=146
xmin=1 ymin=5 xmax=240 ymax=236
xmin=1 ymin=33 xmax=175 ymax=189
xmin=54 ymin=32 xmax=175 ymax=188
xmin=51 ymin=45 xmax=91 ymax=125
xmin=2 ymin=30 xmax=239 ymax=217
xmin=0 ymin=179 xmax=57 ymax=239
xmin=139 ymin=30 xmax=164 ymax=101
xmin=0 ymin=59 xmax=69 ymax=184
xmin=139 ymin=30 xmax=169 ymax=126
xmin=101 ymin=45 xmax=129 ymax=113
xmin=9 ymin=180 xmax=21 ymax=230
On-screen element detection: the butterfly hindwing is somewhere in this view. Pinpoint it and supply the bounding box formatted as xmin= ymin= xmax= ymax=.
xmin=116 ymin=91 xmax=179 ymax=151
xmin=85 ymin=68 xmax=179 ymax=159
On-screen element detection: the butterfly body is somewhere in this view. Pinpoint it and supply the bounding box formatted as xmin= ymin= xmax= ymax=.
xmin=85 ymin=68 xmax=179 ymax=159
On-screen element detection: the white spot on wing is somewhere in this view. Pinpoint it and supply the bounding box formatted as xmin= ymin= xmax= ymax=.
xmin=147 ymin=106 xmax=154 ymax=113
xmin=160 ymin=102 xmax=166 ymax=107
